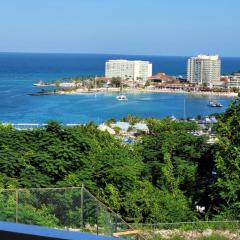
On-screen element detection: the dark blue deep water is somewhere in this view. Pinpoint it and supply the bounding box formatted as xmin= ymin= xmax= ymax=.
xmin=0 ymin=53 xmax=239 ymax=123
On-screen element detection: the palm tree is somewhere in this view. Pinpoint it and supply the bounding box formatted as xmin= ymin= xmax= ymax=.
xmin=55 ymin=80 xmax=61 ymax=88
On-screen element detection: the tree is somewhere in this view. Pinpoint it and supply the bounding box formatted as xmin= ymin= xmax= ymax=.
xmin=230 ymin=87 xmax=239 ymax=93
xmin=105 ymin=118 xmax=116 ymax=126
xmin=45 ymin=121 xmax=63 ymax=134
xmin=145 ymin=80 xmax=151 ymax=87
xmin=123 ymin=181 xmax=193 ymax=223
xmin=111 ymin=77 xmax=122 ymax=88
xmin=136 ymin=118 xmax=207 ymax=197
xmin=210 ymin=99 xmax=240 ymax=219
xmin=128 ymin=115 xmax=141 ymax=125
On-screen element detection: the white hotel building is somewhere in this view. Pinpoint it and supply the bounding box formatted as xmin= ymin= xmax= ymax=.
xmin=105 ymin=60 xmax=152 ymax=82
xmin=187 ymin=55 xmax=221 ymax=86
xmin=228 ymin=73 xmax=240 ymax=89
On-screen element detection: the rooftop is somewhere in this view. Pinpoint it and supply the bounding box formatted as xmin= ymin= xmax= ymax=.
xmin=148 ymin=72 xmax=176 ymax=82
xmin=0 ymin=221 xmax=119 ymax=240
xmin=190 ymin=55 xmax=220 ymax=60
xmin=107 ymin=59 xmax=151 ymax=64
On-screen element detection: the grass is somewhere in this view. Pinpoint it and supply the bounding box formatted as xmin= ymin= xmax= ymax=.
xmin=198 ymin=235 xmax=229 ymax=240
xmin=149 ymin=237 xmax=185 ymax=240
xmin=149 ymin=234 xmax=230 ymax=240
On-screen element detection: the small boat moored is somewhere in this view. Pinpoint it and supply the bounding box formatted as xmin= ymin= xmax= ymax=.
xmin=116 ymin=95 xmax=128 ymax=101
xmin=208 ymin=101 xmax=223 ymax=107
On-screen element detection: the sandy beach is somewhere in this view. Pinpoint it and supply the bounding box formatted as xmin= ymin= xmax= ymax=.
xmin=56 ymin=87 xmax=238 ymax=97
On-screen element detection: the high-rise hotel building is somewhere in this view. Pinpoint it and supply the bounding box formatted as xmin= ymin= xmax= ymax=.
xmin=187 ymin=55 xmax=221 ymax=86
xmin=105 ymin=60 xmax=152 ymax=81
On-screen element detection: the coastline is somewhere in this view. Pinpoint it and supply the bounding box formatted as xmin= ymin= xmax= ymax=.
xmin=56 ymin=87 xmax=238 ymax=97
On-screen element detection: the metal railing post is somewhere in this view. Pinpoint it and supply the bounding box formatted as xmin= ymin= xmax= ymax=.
xmin=15 ymin=189 xmax=19 ymax=223
xmin=81 ymin=184 xmax=84 ymax=231
xmin=96 ymin=203 xmax=99 ymax=235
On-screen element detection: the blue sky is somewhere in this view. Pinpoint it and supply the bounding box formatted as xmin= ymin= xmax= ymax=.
xmin=0 ymin=0 xmax=239 ymax=56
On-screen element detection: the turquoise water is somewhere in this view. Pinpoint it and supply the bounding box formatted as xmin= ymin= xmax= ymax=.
xmin=0 ymin=81 xmax=233 ymax=123
xmin=0 ymin=53 xmax=238 ymax=123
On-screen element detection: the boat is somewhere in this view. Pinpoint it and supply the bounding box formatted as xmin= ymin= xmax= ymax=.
xmin=28 ymin=89 xmax=57 ymax=96
xmin=33 ymin=80 xmax=55 ymax=87
xmin=116 ymin=95 xmax=128 ymax=101
xmin=208 ymin=101 xmax=223 ymax=107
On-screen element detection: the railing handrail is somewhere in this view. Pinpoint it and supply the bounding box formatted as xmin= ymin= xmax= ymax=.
xmin=0 ymin=186 xmax=82 ymax=191
xmin=0 ymin=186 xmax=146 ymax=239
xmin=129 ymin=220 xmax=240 ymax=225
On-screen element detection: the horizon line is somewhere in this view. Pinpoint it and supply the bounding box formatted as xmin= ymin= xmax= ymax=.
xmin=0 ymin=51 xmax=239 ymax=58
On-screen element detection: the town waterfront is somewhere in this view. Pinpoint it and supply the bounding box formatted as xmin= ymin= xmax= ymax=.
xmin=0 ymin=53 xmax=238 ymax=123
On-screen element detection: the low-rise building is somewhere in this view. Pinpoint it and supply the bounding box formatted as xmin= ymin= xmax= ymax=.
xmin=228 ymin=73 xmax=240 ymax=89
xmin=148 ymin=72 xmax=177 ymax=84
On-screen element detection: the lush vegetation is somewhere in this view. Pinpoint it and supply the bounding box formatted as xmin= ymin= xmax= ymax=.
xmin=0 ymin=100 xmax=239 ymax=225
xmin=151 ymin=236 xmax=229 ymax=240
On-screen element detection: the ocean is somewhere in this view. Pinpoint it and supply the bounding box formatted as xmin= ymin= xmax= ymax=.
xmin=0 ymin=53 xmax=239 ymax=124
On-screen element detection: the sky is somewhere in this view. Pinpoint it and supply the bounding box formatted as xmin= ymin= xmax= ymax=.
xmin=0 ymin=0 xmax=239 ymax=57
